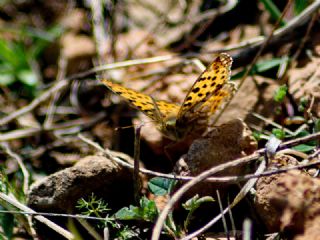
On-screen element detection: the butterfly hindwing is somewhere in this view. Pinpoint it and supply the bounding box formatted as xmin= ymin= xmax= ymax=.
xmin=155 ymin=100 xmax=180 ymax=120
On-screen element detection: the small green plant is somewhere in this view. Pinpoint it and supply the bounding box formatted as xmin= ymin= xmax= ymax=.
xmin=183 ymin=194 xmax=215 ymax=231
xmin=115 ymin=195 xmax=179 ymax=238
xmin=274 ymin=85 xmax=288 ymax=103
xmin=77 ymin=193 xmax=110 ymax=218
xmin=272 ymin=128 xmax=286 ymax=140
xmin=77 ymin=193 xmax=141 ymax=239
xmin=0 ymin=26 xmax=63 ymax=98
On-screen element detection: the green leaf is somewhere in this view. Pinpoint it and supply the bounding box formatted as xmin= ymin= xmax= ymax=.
xmin=292 ymin=144 xmax=315 ymax=153
xmin=274 ymin=85 xmax=288 ymax=103
xmin=232 ymin=58 xmax=288 ymax=80
xmin=140 ymin=196 xmax=158 ymax=221
xmin=114 ymin=196 xmax=158 ymax=222
xmin=0 ymin=40 xmax=20 ymax=67
xmin=255 ymin=58 xmax=287 ymax=73
xmin=252 ymin=131 xmax=261 ymax=141
xmin=294 ymin=0 xmax=310 ymax=15
xmin=114 ymin=206 xmax=142 ymax=220
xmin=17 ymin=70 xmax=38 ymax=86
xmin=295 ymin=130 xmax=310 ymax=137
xmin=272 ymin=128 xmax=285 ymax=139
xmin=148 ymin=177 xmax=177 ymax=196
xmin=2 ymin=213 xmax=14 ymax=239
xmin=0 ymin=74 xmax=15 ymax=85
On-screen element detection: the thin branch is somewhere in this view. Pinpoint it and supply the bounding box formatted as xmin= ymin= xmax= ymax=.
xmin=90 ymin=0 xmax=109 ymax=65
xmin=43 ymin=54 xmax=68 ymax=129
xmin=0 ymin=143 xmax=29 ymax=194
xmin=134 ymin=125 xmax=142 ymax=203
xmin=0 ymin=112 xmax=106 ymax=141
xmin=251 ymin=112 xmax=295 ymax=136
xmin=0 ymin=192 xmax=74 ymax=239
xmin=0 ymin=209 xmax=106 ymax=221
xmin=0 ymin=80 xmax=68 ymax=126
xmin=0 ymin=128 xmax=41 ymax=142
xmin=79 ymin=131 xmax=320 ymax=183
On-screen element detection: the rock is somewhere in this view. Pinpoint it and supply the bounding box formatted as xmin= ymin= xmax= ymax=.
xmin=28 ymin=154 xmax=136 ymax=212
xmin=174 ymin=119 xmax=257 ymax=196
xmin=255 ymin=155 xmax=320 ymax=239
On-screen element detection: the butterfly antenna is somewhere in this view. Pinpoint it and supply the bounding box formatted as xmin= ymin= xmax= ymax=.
xmin=114 ymin=119 xmax=157 ymax=131
xmin=115 ymin=125 xmax=135 ymax=131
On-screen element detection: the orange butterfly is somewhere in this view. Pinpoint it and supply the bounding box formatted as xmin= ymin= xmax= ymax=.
xmin=102 ymin=53 xmax=233 ymax=140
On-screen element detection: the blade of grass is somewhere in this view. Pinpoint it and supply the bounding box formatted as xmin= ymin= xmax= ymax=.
xmin=260 ymin=0 xmax=287 ymax=25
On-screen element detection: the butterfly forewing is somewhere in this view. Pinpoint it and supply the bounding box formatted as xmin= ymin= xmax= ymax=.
xmin=101 ymin=79 xmax=159 ymax=121
xmin=177 ymin=53 xmax=232 ymax=121
xmin=199 ymin=83 xmax=234 ymax=116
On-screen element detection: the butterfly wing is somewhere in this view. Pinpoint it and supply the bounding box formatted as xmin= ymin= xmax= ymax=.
xmin=177 ymin=53 xmax=233 ymax=121
xmin=101 ymin=79 xmax=159 ymax=121
xmin=155 ymin=100 xmax=180 ymax=120
xmin=197 ymin=83 xmax=234 ymax=118
xmin=101 ymin=79 xmax=180 ymax=123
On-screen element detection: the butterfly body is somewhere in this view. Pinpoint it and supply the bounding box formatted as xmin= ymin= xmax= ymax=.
xmin=101 ymin=53 xmax=233 ymax=141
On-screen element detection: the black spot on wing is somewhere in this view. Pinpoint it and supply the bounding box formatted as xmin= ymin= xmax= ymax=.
xmin=192 ymin=87 xmax=200 ymax=93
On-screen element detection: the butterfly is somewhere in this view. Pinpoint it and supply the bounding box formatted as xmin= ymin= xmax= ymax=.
xmin=101 ymin=53 xmax=233 ymax=140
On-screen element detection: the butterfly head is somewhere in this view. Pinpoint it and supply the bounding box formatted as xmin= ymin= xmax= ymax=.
xmin=161 ymin=115 xmax=194 ymax=141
